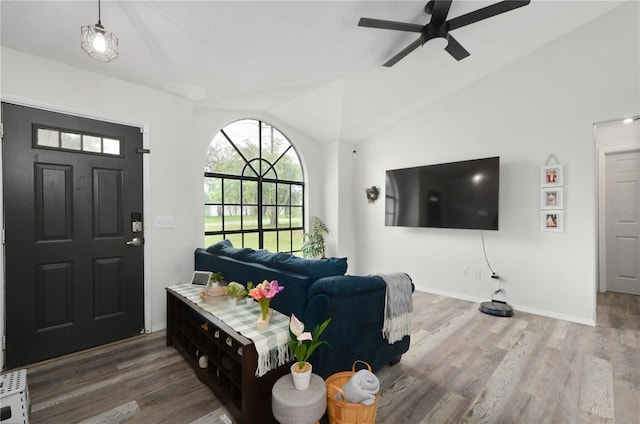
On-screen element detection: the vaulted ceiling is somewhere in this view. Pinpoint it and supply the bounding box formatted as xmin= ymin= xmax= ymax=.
xmin=0 ymin=1 xmax=625 ymax=143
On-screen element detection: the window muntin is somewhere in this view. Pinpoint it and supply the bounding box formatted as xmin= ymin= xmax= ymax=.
xmin=35 ymin=126 xmax=121 ymax=156
xmin=204 ymin=119 xmax=304 ymax=254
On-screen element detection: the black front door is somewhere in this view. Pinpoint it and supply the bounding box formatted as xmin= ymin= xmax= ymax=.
xmin=2 ymin=103 xmax=144 ymax=368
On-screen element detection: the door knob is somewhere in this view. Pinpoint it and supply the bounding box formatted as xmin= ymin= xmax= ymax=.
xmin=126 ymin=237 xmax=143 ymax=246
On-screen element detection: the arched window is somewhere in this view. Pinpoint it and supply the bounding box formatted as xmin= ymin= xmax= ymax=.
xmin=204 ymin=119 xmax=305 ymax=253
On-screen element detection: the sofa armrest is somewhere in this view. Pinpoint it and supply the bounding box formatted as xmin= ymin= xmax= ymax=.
xmin=303 ymin=274 xmax=414 ymax=378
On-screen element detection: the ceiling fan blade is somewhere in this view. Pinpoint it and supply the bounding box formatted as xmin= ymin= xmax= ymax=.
xmin=383 ymin=35 xmax=426 ymax=67
xmin=444 ymin=35 xmax=470 ymax=61
xmin=447 ymin=1 xmax=530 ymax=31
xmin=431 ymin=0 xmax=453 ymax=23
xmin=358 ymin=17 xmax=423 ymax=33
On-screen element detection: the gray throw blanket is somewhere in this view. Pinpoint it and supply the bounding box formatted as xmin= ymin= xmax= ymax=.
xmin=337 ymin=369 xmax=380 ymax=405
xmin=377 ymin=273 xmax=413 ymax=343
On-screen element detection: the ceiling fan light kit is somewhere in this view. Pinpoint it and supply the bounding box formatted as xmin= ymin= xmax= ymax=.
xmin=358 ymin=0 xmax=530 ymax=67
xmin=81 ymin=0 xmax=118 ymax=62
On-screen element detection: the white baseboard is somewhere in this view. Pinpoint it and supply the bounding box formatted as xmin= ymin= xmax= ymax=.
xmin=414 ymin=288 xmax=595 ymax=327
xmin=151 ymin=322 xmax=167 ymax=333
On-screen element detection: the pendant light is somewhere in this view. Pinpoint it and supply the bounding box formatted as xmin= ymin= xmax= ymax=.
xmin=81 ymin=0 xmax=118 ymax=62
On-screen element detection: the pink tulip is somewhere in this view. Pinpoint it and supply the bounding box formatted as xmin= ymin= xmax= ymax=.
xmin=262 ymin=280 xmax=284 ymax=299
xmin=249 ymin=288 xmax=263 ymax=300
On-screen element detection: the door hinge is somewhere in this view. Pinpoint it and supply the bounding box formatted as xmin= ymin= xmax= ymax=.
xmin=136 ymin=148 xmax=150 ymax=154
xmin=0 ymin=123 xmax=4 ymax=139
xmin=2 ymin=334 xmax=5 ymax=350
xmin=1 ymin=229 xmax=5 ymax=245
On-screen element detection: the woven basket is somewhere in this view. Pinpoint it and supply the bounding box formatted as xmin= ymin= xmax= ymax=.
xmin=326 ymin=360 xmax=380 ymax=424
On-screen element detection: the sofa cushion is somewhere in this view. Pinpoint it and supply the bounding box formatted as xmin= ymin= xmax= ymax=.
xmin=206 ymin=239 xmax=233 ymax=253
xmin=206 ymin=240 xmax=259 ymax=261
xmin=206 ymin=241 xmax=277 ymax=266
xmin=273 ymin=253 xmax=347 ymax=280
xmin=243 ymin=249 xmax=278 ymax=266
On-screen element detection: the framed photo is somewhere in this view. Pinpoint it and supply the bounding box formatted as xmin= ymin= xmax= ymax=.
xmin=541 ymin=165 xmax=564 ymax=187
xmin=541 ymin=211 xmax=564 ymax=232
xmin=191 ymin=271 xmax=211 ymax=285
xmin=540 ymin=187 xmax=563 ymax=209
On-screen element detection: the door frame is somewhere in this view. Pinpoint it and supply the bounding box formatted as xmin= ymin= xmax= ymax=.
xmin=597 ymin=145 xmax=640 ymax=293
xmin=0 ymin=95 xmax=153 ymax=370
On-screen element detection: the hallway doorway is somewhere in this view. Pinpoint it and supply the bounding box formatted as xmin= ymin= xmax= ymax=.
xmin=596 ymin=117 xmax=640 ymax=323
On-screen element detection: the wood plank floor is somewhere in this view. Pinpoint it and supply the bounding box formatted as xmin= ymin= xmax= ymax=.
xmin=10 ymin=291 xmax=640 ymax=424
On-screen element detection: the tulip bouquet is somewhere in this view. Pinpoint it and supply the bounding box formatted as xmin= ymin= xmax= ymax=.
xmin=288 ymin=314 xmax=331 ymax=370
xmin=248 ymin=280 xmax=284 ymax=320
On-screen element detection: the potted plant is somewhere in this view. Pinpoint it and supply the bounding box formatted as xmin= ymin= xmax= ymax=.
xmin=207 ymin=272 xmax=225 ymax=296
xmin=209 ymin=272 xmax=224 ymax=288
xmin=288 ymin=314 xmax=331 ymax=390
xmin=301 ymin=216 xmax=329 ymax=259
xmin=225 ymin=281 xmax=245 ymax=306
xmin=245 ymin=282 xmax=255 ymax=306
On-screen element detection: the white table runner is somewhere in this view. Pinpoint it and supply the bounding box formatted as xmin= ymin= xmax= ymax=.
xmin=168 ymin=284 xmax=292 ymax=377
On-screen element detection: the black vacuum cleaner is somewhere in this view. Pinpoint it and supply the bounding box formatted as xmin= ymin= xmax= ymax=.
xmin=479 ymin=276 xmax=514 ymax=317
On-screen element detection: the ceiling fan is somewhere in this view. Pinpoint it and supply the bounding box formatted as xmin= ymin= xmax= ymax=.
xmin=358 ymin=0 xmax=531 ymax=67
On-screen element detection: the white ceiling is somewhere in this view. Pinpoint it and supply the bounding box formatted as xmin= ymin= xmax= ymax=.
xmin=0 ymin=1 xmax=625 ymax=143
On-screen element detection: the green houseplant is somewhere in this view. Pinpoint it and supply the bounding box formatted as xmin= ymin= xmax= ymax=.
xmin=225 ymin=281 xmax=245 ymax=307
xmin=225 ymin=281 xmax=245 ymax=299
xmin=209 ymin=272 xmax=224 ymax=287
xmin=301 ymin=216 xmax=329 ymax=259
xmin=288 ymin=314 xmax=331 ymax=390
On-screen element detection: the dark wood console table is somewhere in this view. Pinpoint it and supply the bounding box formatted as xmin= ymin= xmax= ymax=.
xmin=166 ymin=286 xmax=291 ymax=424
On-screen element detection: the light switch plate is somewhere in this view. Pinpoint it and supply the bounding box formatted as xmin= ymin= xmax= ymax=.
xmin=155 ymin=215 xmax=174 ymax=228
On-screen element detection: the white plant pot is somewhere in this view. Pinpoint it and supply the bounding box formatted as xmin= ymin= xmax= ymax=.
xmin=291 ymin=362 xmax=312 ymax=390
xmin=228 ymin=297 xmax=237 ymax=307
xmin=245 ymin=297 xmax=254 ymax=306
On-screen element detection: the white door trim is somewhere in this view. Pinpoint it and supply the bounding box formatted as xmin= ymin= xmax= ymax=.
xmin=597 ymin=146 xmax=640 ymax=292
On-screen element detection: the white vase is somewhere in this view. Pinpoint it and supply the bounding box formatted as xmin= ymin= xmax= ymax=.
xmin=291 ymin=362 xmax=312 ymax=390
xmin=228 ymin=297 xmax=237 ymax=307
xmin=245 ymin=297 xmax=253 ymax=306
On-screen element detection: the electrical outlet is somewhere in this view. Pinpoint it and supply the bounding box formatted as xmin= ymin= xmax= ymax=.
xmin=474 ymin=269 xmax=481 ymax=279
xmin=461 ymin=267 xmax=469 ymax=277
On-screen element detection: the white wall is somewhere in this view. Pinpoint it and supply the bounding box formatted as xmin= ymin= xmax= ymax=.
xmin=351 ymin=1 xmax=639 ymax=325
xmin=0 ymin=47 xmax=194 ymax=369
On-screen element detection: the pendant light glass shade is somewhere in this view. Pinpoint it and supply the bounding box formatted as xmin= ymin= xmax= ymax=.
xmin=81 ymin=0 xmax=118 ymax=62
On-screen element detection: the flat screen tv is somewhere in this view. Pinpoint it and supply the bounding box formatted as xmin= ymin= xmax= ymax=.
xmin=385 ymin=156 xmax=499 ymax=230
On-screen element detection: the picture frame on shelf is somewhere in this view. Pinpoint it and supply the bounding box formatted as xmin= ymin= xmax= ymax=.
xmin=541 ymin=211 xmax=564 ymax=232
xmin=541 ymin=164 xmax=564 ymax=187
xmin=540 ymin=187 xmax=563 ymax=209
xmin=191 ymin=271 xmax=212 ymax=285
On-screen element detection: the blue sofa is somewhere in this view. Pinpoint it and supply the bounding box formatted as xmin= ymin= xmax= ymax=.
xmin=194 ymin=240 xmax=414 ymax=378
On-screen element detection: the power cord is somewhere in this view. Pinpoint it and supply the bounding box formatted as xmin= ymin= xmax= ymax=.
xmin=480 ymin=231 xmax=503 ymax=299
xmin=479 ymin=232 xmax=514 ymax=317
